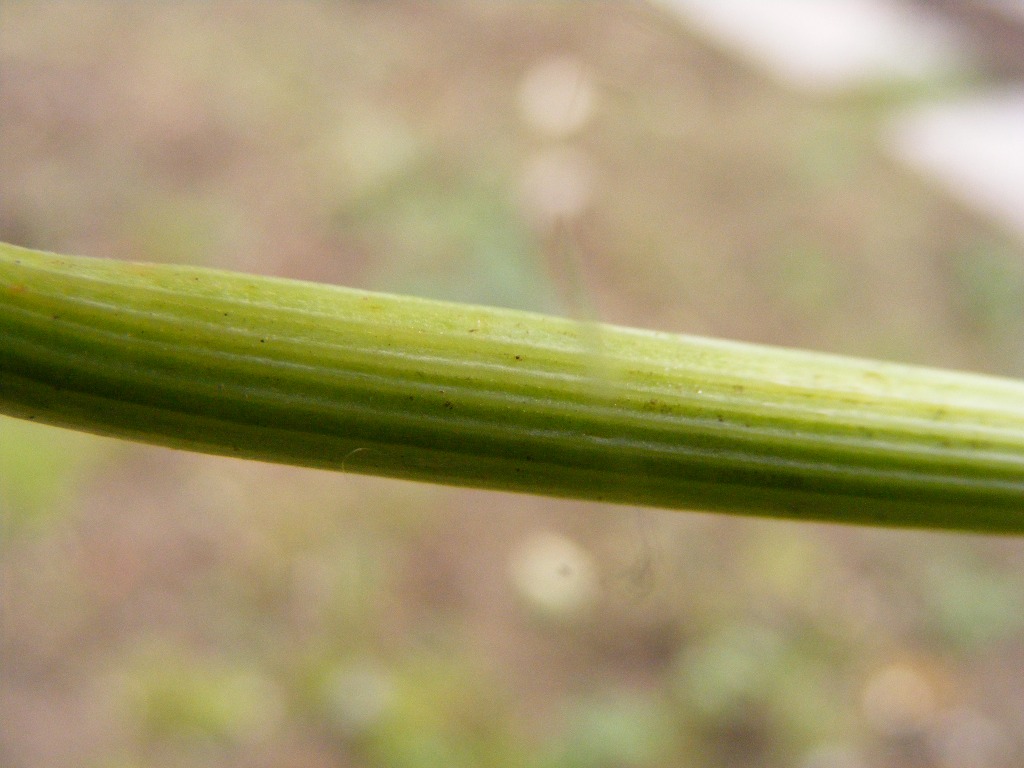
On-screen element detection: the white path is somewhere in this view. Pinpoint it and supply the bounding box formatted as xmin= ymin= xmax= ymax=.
xmin=656 ymin=0 xmax=1024 ymax=243
xmin=655 ymin=0 xmax=963 ymax=91
xmin=890 ymin=91 xmax=1024 ymax=238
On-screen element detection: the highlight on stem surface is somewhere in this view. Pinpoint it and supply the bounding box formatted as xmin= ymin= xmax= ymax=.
xmin=2 ymin=241 xmax=1024 ymax=533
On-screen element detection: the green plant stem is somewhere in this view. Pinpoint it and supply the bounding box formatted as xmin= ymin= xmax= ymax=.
xmin=2 ymin=241 xmax=1024 ymax=532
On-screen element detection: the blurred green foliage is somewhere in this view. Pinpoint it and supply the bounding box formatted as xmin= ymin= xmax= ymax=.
xmin=0 ymin=418 xmax=113 ymax=532
xmin=950 ymin=238 xmax=1024 ymax=371
xmin=347 ymin=164 xmax=558 ymax=312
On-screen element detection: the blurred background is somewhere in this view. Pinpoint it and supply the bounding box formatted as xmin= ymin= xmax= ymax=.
xmin=2 ymin=2 xmax=1024 ymax=767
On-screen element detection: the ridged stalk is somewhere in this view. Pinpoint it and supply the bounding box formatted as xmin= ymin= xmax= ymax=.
xmin=2 ymin=241 xmax=1024 ymax=532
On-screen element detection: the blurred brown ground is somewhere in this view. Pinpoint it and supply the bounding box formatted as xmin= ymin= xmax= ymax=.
xmin=2 ymin=4 xmax=1024 ymax=768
